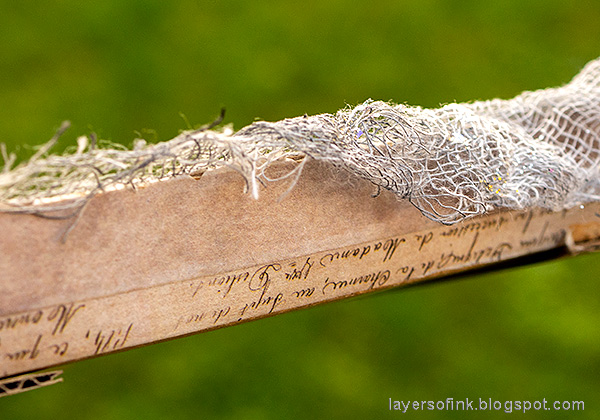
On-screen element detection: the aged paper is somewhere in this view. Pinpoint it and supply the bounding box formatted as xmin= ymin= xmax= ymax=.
xmin=1 ymin=161 xmax=599 ymax=380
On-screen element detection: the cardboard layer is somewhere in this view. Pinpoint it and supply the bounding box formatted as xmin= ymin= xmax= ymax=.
xmin=0 ymin=160 xmax=438 ymax=316
xmin=1 ymin=159 xmax=599 ymax=379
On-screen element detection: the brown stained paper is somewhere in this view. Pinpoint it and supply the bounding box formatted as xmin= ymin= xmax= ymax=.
xmin=0 ymin=160 xmax=599 ymax=380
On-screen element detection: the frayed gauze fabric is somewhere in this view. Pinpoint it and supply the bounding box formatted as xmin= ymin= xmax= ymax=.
xmin=1 ymin=58 xmax=599 ymax=224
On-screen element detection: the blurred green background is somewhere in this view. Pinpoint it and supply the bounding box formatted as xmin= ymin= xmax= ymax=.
xmin=1 ymin=0 xmax=599 ymax=418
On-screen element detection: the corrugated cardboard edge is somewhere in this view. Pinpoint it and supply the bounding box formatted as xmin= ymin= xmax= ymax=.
xmin=0 ymin=370 xmax=63 ymax=397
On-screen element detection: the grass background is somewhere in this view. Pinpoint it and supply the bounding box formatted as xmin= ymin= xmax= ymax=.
xmin=1 ymin=1 xmax=599 ymax=418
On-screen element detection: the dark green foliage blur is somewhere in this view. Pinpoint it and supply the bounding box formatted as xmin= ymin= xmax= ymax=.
xmin=1 ymin=1 xmax=599 ymax=419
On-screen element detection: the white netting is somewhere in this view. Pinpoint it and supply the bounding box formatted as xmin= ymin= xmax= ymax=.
xmin=1 ymin=57 xmax=599 ymax=224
